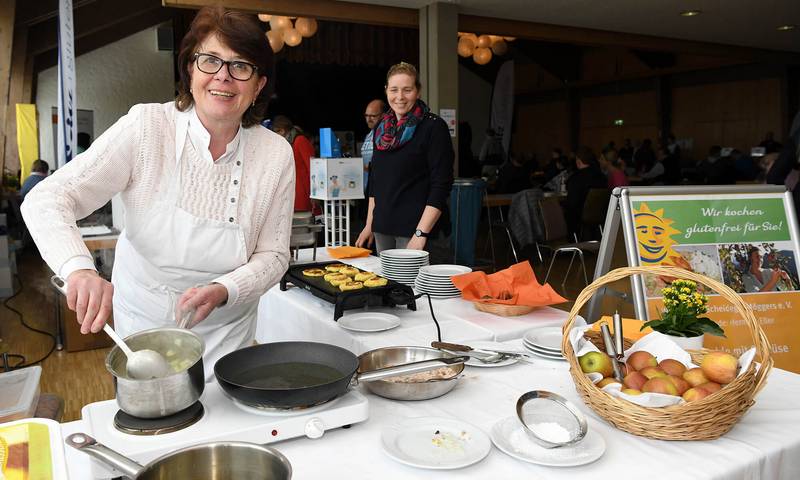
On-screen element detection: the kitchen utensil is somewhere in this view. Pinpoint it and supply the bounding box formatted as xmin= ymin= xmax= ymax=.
xmin=107 ymin=327 xmax=205 ymax=418
xmin=66 ymin=433 xmax=292 ymax=480
xmin=381 ymin=417 xmax=491 ymax=469
xmin=357 ymin=346 xmax=466 ymax=401
xmin=516 ymin=391 xmax=588 ymax=448
xmin=599 ymin=323 xmax=624 ymax=382
xmin=431 ymin=341 xmax=535 ymax=362
xmin=51 ymin=275 xmax=172 ymax=380
xmin=490 ymin=416 xmax=605 ymax=467
xmin=436 ymin=348 xmax=505 ymax=364
xmin=214 ymin=342 xmax=468 ymax=408
xmin=612 ymin=310 xmax=624 ymax=360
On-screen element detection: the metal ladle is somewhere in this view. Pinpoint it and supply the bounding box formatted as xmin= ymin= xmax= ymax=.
xmin=51 ymin=275 xmax=172 ymax=379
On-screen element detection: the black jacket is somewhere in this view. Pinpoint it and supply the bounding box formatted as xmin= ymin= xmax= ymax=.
xmin=369 ymin=113 xmax=455 ymax=237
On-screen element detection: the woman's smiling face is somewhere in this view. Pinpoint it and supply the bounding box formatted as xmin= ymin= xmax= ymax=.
xmin=385 ymin=73 xmax=419 ymax=119
xmin=190 ymin=34 xmax=266 ymax=126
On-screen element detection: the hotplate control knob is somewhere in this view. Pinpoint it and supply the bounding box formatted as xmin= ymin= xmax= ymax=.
xmin=305 ymin=417 xmax=325 ymax=439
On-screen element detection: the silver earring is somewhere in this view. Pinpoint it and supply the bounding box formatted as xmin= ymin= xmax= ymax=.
xmin=190 ymin=88 xmax=193 ymax=94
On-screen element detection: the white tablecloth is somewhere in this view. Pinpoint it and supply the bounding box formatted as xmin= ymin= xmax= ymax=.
xmin=61 ymin=339 xmax=800 ymax=479
xmin=255 ymin=248 xmax=570 ymax=352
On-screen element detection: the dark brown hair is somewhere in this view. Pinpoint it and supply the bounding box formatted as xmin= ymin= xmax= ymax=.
xmin=386 ymin=62 xmax=421 ymax=90
xmin=175 ymin=6 xmax=274 ymax=127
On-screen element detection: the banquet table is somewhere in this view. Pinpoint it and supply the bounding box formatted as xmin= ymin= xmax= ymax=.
xmin=61 ymin=337 xmax=800 ymax=479
xmin=254 ymin=248 xmax=570 ymax=353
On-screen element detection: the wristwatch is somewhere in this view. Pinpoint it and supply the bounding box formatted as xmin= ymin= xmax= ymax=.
xmin=414 ymin=229 xmax=429 ymax=238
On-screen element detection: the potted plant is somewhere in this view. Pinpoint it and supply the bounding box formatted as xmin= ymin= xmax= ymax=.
xmin=641 ymin=279 xmax=725 ymax=349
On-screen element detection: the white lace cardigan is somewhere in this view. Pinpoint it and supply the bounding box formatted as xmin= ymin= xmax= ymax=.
xmin=21 ymin=102 xmax=295 ymax=307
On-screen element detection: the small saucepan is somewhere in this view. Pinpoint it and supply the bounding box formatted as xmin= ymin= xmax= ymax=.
xmin=66 ymin=433 xmax=291 ymax=480
xmin=214 ymin=342 xmax=468 ymax=408
xmin=357 ymin=346 xmax=464 ymax=401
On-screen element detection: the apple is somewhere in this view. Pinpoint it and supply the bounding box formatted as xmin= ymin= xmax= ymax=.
xmin=666 ymin=375 xmax=690 ymax=395
xmin=697 ymin=382 xmax=722 ymax=393
xmin=628 ymin=351 xmax=658 ymax=371
xmin=642 ymin=377 xmax=679 ymax=395
xmin=621 ymin=388 xmax=642 ymax=396
xmin=659 ymin=359 xmax=687 ymax=377
xmin=623 ymin=371 xmax=647 ymax=391
xmin=579 ymin=351 xmax=614 ymax=377
xmin=640 ymin=366 xmax=667 ymax=379
xmin=597 ymin=377 xmax=621 ymax=388
xmin=682 ymin=387 xmax=711 ymax=402
xmin=701 ymin=352 xmax=738 ymax=384
xmin=682 ymin=368 xmax=708 ymax=387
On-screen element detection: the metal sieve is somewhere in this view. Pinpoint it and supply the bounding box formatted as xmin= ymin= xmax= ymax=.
xmin=515 ymin=390 xmax=588 ymax=448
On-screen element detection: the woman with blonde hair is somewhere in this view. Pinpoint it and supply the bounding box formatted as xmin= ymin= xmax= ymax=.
xmin=356 ymin=62 xmax=454 ymax=252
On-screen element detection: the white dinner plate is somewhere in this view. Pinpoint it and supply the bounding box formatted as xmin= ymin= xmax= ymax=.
xmin=337 ymin=312 xmax=401 ymax=333
xmin=464 ymin=341 xmax=520 ymax=368
xmin=522 ymin=347 xmax=566 ymax=362
xmin=381 ymin=417 xmax=491 ymax=470
xmin=413 ymin=284 xmax=459 ymax=293
xmin=523 ymin=326 xmax=563 ymax=351
xmin=380 ymin=249 xmax=430 ymax=260
xmin=490 ymin=416 xmax=605 ymax=467
xmin=522 ymin=338 xmax=561 ymax=354
xmin=418 ymin=264 xmax=472 ymax=276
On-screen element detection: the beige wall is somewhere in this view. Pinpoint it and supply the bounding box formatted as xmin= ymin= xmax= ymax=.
xmin=671 ymin=78 xmax=783 ymax=161
xmin=36 ymin=26 xmax=174 ymax=166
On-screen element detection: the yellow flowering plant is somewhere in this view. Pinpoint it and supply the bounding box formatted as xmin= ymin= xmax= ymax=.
xmin=641 ymin=280 xmax=725 ymax=338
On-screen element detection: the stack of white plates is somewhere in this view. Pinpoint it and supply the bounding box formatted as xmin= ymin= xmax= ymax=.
xmin=380 ymin=249 xmax=430 ymax=285
xmin=414 ymin=264 xmax=471 ymax=299
xmin=522 ymin=327 xmax=566 ymax=361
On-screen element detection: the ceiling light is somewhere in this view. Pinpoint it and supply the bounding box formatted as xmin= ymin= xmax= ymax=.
xmin=679 ymin=10 xmax=702 ymax=17
xmin=777 ymin=25 xmax=796 ymax=31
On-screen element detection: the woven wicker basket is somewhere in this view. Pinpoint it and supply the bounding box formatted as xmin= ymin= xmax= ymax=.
xmin=562 ymin=265 xmax=773 ymax=441
xmin=473 ymin=301 xmax=535 ymax=316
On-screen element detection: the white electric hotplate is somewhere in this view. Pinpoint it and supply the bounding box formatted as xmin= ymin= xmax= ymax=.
xmin=79 ymin=381 xmax=369 ymax=478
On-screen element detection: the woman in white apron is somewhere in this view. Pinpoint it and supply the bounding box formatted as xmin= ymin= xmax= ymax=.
xmin=22 ymin=7 xmax=294 ymax=381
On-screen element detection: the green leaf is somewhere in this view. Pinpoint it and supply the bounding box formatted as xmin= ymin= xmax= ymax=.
xmin=693 ymin=318 xmax=726 ymax=337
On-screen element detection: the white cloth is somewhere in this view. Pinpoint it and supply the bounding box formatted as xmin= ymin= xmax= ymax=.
xmin=61 ymin=338 xmax=800 ymax=479
xmin=21 ymin=102 xmax=295 ymax=308
xmin=255 ymin=248 xmax=569 ymax=347
xmin=112 ymin=109 xmax=255 ymax=381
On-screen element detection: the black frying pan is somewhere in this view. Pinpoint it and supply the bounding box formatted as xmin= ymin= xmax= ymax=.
xmin=214 ymin=342 xmax=467 ymax=408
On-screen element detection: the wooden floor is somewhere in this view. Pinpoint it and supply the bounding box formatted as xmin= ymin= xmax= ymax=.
xmin=3 ymin=233 xmax=635 ymax=423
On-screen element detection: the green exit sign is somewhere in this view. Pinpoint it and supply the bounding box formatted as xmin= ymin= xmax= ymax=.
xmin=613 ymin=119 xmax=624 ymax=126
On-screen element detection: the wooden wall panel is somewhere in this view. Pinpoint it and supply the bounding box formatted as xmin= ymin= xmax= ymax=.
xmin=671 ymin=78 xmax=782 ymax=161
xmin=515 ymin=63 xmax=564 ymax=93
xmin=579 ymin=91 xmax=658 ymax=152
xmin=512 ymin=100 xmax=569 ymax=163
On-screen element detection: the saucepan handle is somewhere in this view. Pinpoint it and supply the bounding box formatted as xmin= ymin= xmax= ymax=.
xmin=50 ymin=275 xmax=68 ymax=296
xmin=65 ymin=433 xmax=143 ymax=478
xmin=356 ymin=355 xmax=469 ymax=383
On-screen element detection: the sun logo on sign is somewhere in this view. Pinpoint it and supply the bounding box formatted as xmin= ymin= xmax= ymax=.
xmin=633 ymin=203 xmax=681 ymax=264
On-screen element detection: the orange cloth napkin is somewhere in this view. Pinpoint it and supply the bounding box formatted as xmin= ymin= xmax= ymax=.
xmin=326 ymin=246 xmax=372 ymax=259
xmin=450 ymin=261 xmax=567 ymax=307
xmin=590 ymin=316 xmax=652 ymax=341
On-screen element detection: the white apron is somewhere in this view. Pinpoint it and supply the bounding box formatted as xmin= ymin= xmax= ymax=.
xmin=112 ymin=110 xmax=255 ymax=381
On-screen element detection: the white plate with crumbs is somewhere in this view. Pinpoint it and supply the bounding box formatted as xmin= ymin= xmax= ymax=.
xmin=490 ymin=416 xmax=605 ymax=467
xmin=338 ymin=312 xmax=400 ymax=332
xmin=381 ymin=417 xmax=491 ymax=469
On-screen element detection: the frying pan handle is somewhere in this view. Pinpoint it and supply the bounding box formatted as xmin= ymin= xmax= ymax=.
xmin=357 ymin=355 xmax=470 ymax=383
xmin=50 ymin=275 xmax=68 ymax=295
xmin=65 ymin=433 xmax=143 ymax=478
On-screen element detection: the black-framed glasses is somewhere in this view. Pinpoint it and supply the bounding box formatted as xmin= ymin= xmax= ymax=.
xmin=193 ymin=53 xmax=258 ymax=81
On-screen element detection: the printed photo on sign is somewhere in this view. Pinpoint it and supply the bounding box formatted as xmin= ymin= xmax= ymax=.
xmin=644 ymin=245 xmax=723 ymax=297
xmin=717 ymin=242 xmax=799 ymax=294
